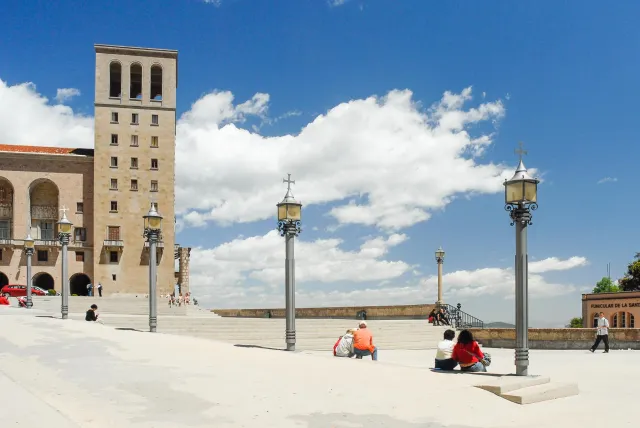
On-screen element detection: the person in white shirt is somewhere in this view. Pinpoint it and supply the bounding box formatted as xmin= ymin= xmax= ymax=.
xmin=435 ymin=329 xmax=458 ymax=370
xmin=590 ymin=312 xmax=610 ymax=353
xmin=333 ymin=328 xmax=357 ymax=358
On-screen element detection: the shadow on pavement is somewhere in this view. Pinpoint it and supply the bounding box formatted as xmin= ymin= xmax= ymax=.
xmin=234 ymin=344 xmax=287 ymax=351
xmin=291 ymin=412 xmax=478 ymax=428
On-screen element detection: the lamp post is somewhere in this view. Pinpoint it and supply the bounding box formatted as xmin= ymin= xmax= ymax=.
xmin=143 ymin=202 xmax=163 ymax=333
xmin=57 ymin=208 xmax=73 ymax=319
xmin=504 ymin=143 xmax=539 ymax=376
xmin=23 ymin=234 xmax=35 ymax=309
xmin=435 ymin=247 xmax=445 ymax=305
xmin=277 ymin=173 xmax=302 ymax=351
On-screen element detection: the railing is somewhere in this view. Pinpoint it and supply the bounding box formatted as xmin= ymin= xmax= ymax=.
xmin=103 ymin=239 xmax=124 ymax=247
xmin=439 ymin=303 xmax=484 ymax=329
xmin=0 ymin=204 xmax=12 ymax=218
xmin=35 ymin=239 xmax=60 ymax=247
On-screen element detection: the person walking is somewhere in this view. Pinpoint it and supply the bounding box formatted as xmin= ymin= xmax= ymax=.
xmin=590 ymin=312 xmax=610 ymax=353
xmin=97 ymin=282 xmax=103 ymax=297
xmin=86 ymin=282 xmax=93 ymax=297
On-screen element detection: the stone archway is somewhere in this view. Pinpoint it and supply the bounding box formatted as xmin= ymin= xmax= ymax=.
xmin=33 ymin=272 xmax=54 ymax=291
xmin=0 ymin=271 xmax=8 ymax=287
xmin=70 ymin=273 xmax=91 ymax=296
xmin=28 ymin=178 xmax=59 ymax=241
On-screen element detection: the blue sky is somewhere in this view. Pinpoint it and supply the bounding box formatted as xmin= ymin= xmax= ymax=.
xmin=1 ymin=0 xmax=639 ymax=326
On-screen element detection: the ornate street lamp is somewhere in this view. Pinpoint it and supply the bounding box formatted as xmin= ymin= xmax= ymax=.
xmin=277 ymin=173 xmax=302 ymax=351
xmin=435 ymin=247 xmax=445 ymax=305
xmin=143 ymin=202 xmax=163 ymax=333
xmin=504 ymin=142 xmax=539 ymax=376
xmin=57 ymin=207 xmax=73 ymax=319
xmin=23 ymin=234 xmax=35 ymax=309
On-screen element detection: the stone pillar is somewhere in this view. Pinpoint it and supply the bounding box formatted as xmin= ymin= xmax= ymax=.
xmin=178 ymin=247 xmax=191 ymax=294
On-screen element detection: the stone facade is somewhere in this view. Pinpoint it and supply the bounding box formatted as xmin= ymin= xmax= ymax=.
xmin=0 ymin=44 xmax=186 ymax=297
xmin=92 ymin=44 xmax=178 ymax=295
xmin=581 ymin=291 xmax=639 ymax=328
xmin=0 ymin=150 xmax=94 ymax=293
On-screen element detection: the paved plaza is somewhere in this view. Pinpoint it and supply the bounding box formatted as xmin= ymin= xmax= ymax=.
xmin=0 ymin=305 xmax=636 ymax=428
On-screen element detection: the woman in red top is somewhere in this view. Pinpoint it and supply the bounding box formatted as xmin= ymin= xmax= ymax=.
xmin=451 ymin=330 xmax=486 ymax=372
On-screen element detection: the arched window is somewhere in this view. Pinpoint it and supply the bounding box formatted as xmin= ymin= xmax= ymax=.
xmin=592 ymin=313 xmax=599 ymax=328
xmin=620 ymin=312 xmax=627 ymax=328
xmin=109 ymin=62 xmax=122 ymax=98
xmin=150 ymin=65 xmax=162 ymax=100
xmin=612 ymin=313 xmax=618 ymax=328
xmin=630 ymin=314 xmax=635 ymax=328
xmin=130 ymin=63 xmax=142 ymax=99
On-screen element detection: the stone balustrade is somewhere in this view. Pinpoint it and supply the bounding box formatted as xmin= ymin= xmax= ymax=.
xmin=212 ymin=303 xmax=437 ymax=319
xmin=468 ymin=328 xmax=640 ymax=350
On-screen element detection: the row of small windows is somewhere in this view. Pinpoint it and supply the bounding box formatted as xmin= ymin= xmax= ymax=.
xmin=110 ymin=157 xmax=159 ymax=169
xmin=111 ymin=112 xmax=159 ymax=126
xmin=109 ymin=179 xmax=159 ymax=192
xmin=111 ymin=134 xmax=159 ymax=148
xmin=109 ymin=62 xmax=163 ymax=100
xmin=593 ymin=312 xmax=636 ymax=328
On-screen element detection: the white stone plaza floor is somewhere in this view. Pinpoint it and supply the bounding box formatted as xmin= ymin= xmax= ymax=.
xmin=0 ymin=306 xmax=635 ymax=427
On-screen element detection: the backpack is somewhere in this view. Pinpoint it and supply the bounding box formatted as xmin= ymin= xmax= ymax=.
xmin=333 ymin=337 xmax=342 ymax=356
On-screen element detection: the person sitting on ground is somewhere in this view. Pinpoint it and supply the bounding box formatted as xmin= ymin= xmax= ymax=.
xmin=0 ymin=294 xmax=10 ymax=305
xmin=428 ymin=309 xmax=437 ymax=325
xmin=438 ymin=308 xmax=450 ymax=326
xmin=333 ymin=328 xmax=357 ymax=358
xmin=353 ymin=321 xmax=378 ymax=361
xmin=85 ymin=304 xmax=100 ymax=322
xmin=451 ymin=329 xmax=487 ymax=372
xmin=434 ymin=329 xmax=458 ymax=370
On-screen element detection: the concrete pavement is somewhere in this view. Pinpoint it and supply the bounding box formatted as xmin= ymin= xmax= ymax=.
xmin=0 ymin=306 xmax=636 ymax=427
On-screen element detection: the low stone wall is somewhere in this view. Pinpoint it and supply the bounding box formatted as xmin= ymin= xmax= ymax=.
xmin=469 ymin=328 xmax=640 ymax=350
xmin=212 ymin=304 xmax=436 ymax=320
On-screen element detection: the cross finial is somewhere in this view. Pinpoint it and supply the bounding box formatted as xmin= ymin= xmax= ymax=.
xmin=283 ymin=173 xmax=295 ymax=192
xmin=59 ymin=205 xmax=69 ymax=217
xmin=515 ymin=142 xmax=528 ymax=161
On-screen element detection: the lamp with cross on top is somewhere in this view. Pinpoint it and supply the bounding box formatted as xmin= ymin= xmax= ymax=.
xmin=277 ymin=173 xmax=302 ymax=236
xmin=503 ymin=142 xmax=541 ymax=377
xmin=57 ymin=205 xmax=73 ymax=319
xmin=276 ymin=173 xmax=302 ymax=351
xmin=504 ymin=142 xmax=539 ymax=222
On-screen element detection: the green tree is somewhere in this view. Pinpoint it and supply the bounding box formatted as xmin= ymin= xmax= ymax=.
xmin=619 ymin=254 xmax=640 ymax=292
xmin=592 ymin=277 xmax=620 ymax=294
xmin=567 ymin=317 xmax=583 ymax=328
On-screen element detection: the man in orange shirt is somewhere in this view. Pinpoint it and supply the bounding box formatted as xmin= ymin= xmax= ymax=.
xmin=353 ymin=321 xmax=378 ymax=360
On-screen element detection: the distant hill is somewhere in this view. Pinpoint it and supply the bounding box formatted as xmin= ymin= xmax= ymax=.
xmin=484 ymin=321 xmax=516 ymax=328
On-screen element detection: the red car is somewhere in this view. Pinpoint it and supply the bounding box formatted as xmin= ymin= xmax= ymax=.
xmin=1 ymin=284 xmax=48 ymax=297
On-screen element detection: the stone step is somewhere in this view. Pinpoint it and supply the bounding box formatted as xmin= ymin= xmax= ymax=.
xmin=500 ymin=382 xmax=579 ymax=405
xmin=474 ymin=375 xmax=551 ymax=395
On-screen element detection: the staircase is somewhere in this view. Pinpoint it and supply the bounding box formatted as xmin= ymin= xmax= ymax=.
xmin=28 ymin=295 xmax=450 ymax=351
xmin=32 ymin=295 xmax=189 ymax=316
xmin=474 ymin=375 xmax=579 ymax=405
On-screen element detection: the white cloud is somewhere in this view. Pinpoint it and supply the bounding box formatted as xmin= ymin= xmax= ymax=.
xmin=0 ymin=78 xmax=515 ymax=231
xmin=597 ymin=177 xmax=618 ymax=184
xmin=328 ymin=0 xmax=349 ymax=6
xmin=189 ymin=230 xmax=412 ymax=307
xmin=176 ymin=86 xmax=510 ymax=231
xmin=0 ymin=80 xmax=93 ymax=148
xmin=529 ymin=256 xmax=588 ymax=274
xmin=54 ymin=88 xmax=81 ymax=103
xmin=202 ymin=0 xmax=222 ymax=6
xmin=189 ymin=235 xmax=587 ymax=308
xmin=420 ymin=256 xmax=587 ymax=299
